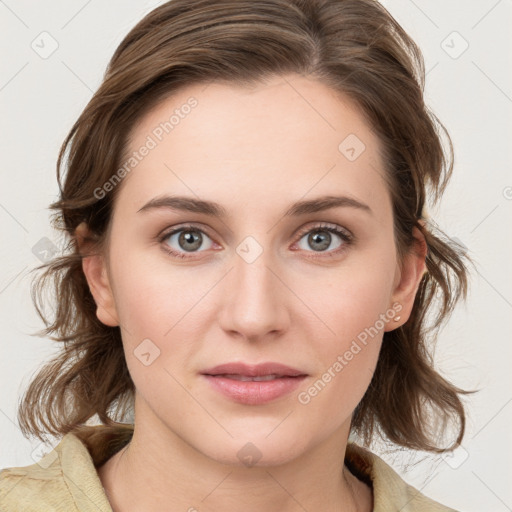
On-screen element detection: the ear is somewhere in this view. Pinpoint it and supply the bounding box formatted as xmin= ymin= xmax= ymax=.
xmin=74 ymin=222 xmax=119 ymax=327
xmin=385 ymin=220 xmax=428 ymax=331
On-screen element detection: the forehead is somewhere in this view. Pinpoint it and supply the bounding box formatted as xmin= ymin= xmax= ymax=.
xmin=115 ymin=74 xmax=389 ymax=218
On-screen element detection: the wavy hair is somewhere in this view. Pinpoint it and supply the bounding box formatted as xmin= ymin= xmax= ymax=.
xmin=18 ymin=0 xmax=477 ymax=452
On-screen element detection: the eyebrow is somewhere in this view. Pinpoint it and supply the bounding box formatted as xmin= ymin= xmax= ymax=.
xmin=136 ymin=194 xmax=373 ymax=217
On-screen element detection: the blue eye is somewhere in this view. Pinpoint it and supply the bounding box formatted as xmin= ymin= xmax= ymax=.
xmin=159 ymin=222 xmax=353 ymax=260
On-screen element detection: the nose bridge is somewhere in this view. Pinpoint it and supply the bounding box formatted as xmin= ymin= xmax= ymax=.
xmin=218 ymin=237 xmax=288 ymax=339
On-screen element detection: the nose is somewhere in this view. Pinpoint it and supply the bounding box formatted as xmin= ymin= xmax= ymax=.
xmin=217 ymin=245 xmax=290 ymax=342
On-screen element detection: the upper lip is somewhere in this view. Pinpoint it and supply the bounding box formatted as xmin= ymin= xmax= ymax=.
xmin=201 ymin=362 xmax=307 ymax=377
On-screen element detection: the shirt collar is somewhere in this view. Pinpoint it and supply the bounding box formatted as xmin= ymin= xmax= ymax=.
xmin=51 ymin=423 xmax=455 ymax=511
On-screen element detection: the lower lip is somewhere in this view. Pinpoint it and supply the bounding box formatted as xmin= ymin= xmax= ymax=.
xmin=202 ymin=375 xmax=307 ymax=405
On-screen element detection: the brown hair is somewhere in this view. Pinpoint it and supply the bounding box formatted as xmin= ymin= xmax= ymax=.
xmin=18 ymin=0 xmax=477 ymax=453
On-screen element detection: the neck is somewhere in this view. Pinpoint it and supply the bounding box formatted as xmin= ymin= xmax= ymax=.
xmin=97 ymin=402 xmax=372 ymax=512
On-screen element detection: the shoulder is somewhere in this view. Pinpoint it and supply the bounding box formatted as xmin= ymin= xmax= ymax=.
xmin=346 ymin=442 xmax=461 ymax=512
xmin=0 ymin=432 xmax=112 ymax=512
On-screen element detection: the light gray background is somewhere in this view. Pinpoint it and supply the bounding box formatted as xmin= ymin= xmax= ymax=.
xmin=1 ymin=1 xmax=511 ymax=511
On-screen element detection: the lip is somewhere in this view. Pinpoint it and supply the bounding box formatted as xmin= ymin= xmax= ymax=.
xmin=201 ymin=362 xmax=308 ymax=405
xmin=202 ymin=362 xmax=306 ymax=377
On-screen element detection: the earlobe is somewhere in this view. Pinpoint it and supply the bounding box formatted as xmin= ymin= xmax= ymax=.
xmin=385 ymin=224 xmax=428 ymax=331
xmin=75 ymin=222 xmax=119 ymax=327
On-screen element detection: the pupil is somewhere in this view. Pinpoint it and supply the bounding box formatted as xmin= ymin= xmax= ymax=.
xmin=310 ymin=231 xmax=330 ymax=251
xmin=180 ymin=231 xmax=201 ymax=251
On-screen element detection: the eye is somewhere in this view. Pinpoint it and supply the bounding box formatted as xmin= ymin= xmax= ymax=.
xmin=159 ymin=224 xmax=217 ymax=259
xmin=292 ymin=223 xmax=353 ymax=259
xmin=158 ymin=222 xmax=354 ymax=260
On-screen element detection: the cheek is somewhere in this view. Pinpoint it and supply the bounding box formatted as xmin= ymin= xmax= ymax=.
xmin=108 ymin=245 xmax=198 ymax=333
xmin=295 ymin=280 xmax=388 ymax=426
xmin=303 ymin=255 xmax=396 ymax=344
xmin=295 ymin=252 xmax=396 ymax=402
xmin=107 ymin=247 xmax=213 ymax=384
xmin=108 ymin=254 xmax=191 ymax=400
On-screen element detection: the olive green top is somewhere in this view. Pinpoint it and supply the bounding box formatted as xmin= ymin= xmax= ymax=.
xmin=0 ymin=423 xmax=459 ymax=511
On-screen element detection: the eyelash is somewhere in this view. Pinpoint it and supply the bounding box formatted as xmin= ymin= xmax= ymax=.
xmin=158 ymin=222 xmax=354 ymax=260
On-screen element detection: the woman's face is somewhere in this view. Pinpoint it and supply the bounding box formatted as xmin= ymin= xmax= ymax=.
xmin=84 ymin=73 xmax=424 ymax=466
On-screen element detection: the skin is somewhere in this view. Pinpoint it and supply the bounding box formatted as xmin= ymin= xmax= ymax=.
xmin=77 ymin=73 xmax=427 ymax=512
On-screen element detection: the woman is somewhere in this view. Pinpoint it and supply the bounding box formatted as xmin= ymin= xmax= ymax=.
xmin=0 ymin=0 xmax=475 ymax=510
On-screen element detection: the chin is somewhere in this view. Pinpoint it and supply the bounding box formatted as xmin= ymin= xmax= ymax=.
xmin=201 ymin=434 xmax=310 ymax=469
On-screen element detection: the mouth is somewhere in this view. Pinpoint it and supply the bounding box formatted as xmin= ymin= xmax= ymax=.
xmin=201 ymin=361 xmax=307 ymax=378
xmin=208 ymin=373 xmax=302 ymax=382
xmin=201 ymin=362 xmax=308 ymax=405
